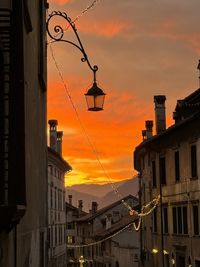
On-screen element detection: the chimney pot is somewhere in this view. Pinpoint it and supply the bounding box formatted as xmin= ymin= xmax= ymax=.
xmin=142 ymin=130 xmax=147 ymax=141
xmin=57 ymin=131 xmax=63 ymax=156
xmin=78 ymin=200 xmax=83 ymax=212
xmin=154 ymin=95 xmax=166 ymax=134
xmin=48 ymin=120 xmax=58 ymax=151
xmin=68 ymin=195 xmax=72 ymax=205
xmin=145 ymin=120 xmax=153 ymax=139
xmin=91 ymin=201 xmax=98 ymax=214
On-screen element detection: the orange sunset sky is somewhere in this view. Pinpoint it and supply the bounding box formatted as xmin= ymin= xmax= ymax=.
xmin=47 ymin=0 xmax=200 ymax=186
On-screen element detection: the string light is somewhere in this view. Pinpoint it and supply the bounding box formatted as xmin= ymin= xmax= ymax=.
xmin=47 ymin=0 xmax=136 ymax=212
xmin=67 ymin=220 xmax=136 ymax=248
xmin=66 ymin=195 xmax=160 ymax=249
xmin=152 ymin=248 xmax=159 ymax=254
xmin=49 ymin=44 xmax=137 ymax=214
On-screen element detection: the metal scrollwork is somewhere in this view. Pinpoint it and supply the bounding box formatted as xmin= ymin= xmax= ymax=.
xmin=46 ymin=11 xmax=98 ymax=81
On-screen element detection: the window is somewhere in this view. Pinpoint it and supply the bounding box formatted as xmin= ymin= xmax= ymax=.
xmin=67 ymin=236 xmax=75 ymax=244
xmin=193 ymin=205 xmax=199 ymax=235
xmin=55 ymin=226 xmax=57 ymax=246
xmin=67 ymin=249 xmax=74 ymax=257
xmin=175 ymin=151 xmax=180 ymax=182
xmin=152 ymin=208 xmax=157 ymax=233
xmin=159 ymin=157 xmax=166 ymax=185
xmin=191 ymin=145 xmax=197 ymax=178
xmin=172 ymin=206 xmax=188 ymax=235
xmin=163 ymin=207 xmax=168 ymax=234
xmin=67 ymin=222 xmax=75 ymax=230
xmin=51 ymin=227 xmax=53 ymax=247
xmin=48 ymin=165 xmax=53 ymax=174
xmin=152 ymin=160 xmax=157 ymax=187
xmin=39 ymin=232 xmax=44 ymax=267
xmin=47 ymin=227 xmax=50 ymax=248
xmin=50 ymin=188 xmax=53 ymax=208
xmin=54 ymin=188 xmax=57 ymax=209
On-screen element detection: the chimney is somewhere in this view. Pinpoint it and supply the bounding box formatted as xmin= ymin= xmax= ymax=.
xmin=142 ymin=130 xmax=147 ymax=141
xmin=145 ymin=120 xmax=153 ymax=139
xmin=91 ymin=201 xmax=98 ymax=214
xmin=57 ymin=131 xmax=63 ymax=156
xmin=48 ymin=120 xmax=58 ymax=151
xmin=106 ymin=214 xmax=112 ymax=230
xmin=78 ymin=200 xmax=83 ymax=212
xmin=68 ymin=195 xmax=72 ymax=205
xmin=154 ymin=95 xmax=166 ymax=134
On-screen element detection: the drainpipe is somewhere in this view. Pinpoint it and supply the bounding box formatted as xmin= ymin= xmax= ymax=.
xmin=138 ymin=173 xmax=144 ymax=267
xmin=14 ymin=226 xmax=17 ymax=267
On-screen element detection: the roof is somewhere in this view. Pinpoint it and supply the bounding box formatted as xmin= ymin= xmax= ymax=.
xmin=76 ymin=195 xmax=138 ymax=222
xmin=134 ymin=88 xmax=200 ymax=170
xmin=48 ymin=146 xmax=72 ymax=172
xmin=93 ymin=214 xmax=138 ymax=239
xmin=180 ymin=87 xmax=200 ymax=104
xmin=174 ymin=88 xmax=200 ymax=122
xmin=66 ymin=202 xmax=87 ymax=217
xmin=135 ymin=109 xmax=200 ymax=150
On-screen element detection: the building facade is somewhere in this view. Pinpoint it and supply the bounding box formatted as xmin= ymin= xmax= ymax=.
xmin=66 ymin=195 xmax=87 ymax=267
xmin=0 ymin=0 xmax=48 ymax=266
xmin=134 ymin=89 xmax=200 ymax=267
xmin=48 ymin=120 xmax=72 ymax=267
xmin=75 ymin=195 xmax=139 ymax=267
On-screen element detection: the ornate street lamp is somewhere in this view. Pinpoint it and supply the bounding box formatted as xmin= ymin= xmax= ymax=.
xmin=46 ymin=11 xmax=106 ymax=111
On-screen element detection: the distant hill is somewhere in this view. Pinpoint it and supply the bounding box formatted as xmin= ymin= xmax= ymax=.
xmin=98 ymin=177 xmax=139 ymax=209
xmin=65 ymin=177 xmax=138 ymax=212
xmin=68 ymin=180 xmax=124 ymax=198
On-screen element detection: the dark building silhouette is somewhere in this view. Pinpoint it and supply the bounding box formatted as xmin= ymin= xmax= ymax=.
xmin=0 ymin=0 xmax=48 ymax=266
xmin=134 ymin=88 xmax=200 ymax=267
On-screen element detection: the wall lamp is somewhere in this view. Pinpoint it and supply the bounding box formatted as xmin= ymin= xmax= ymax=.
xmin=152 ymin=248 xmax=158 ymax=254
xmin=46 ymin=11 xmax=106 ymax=111
xmin=171 ymin=252 xmax=175 ymax=266
xmin=79 ymin=255 xmax=85 ymax=267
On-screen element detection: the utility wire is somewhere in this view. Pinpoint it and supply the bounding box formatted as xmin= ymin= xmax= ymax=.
xmin=67 ymin=221 xmax=136 ymax=248
xmin=49 ymin=44 xmax=135 ymax=213
xmin=48 ymin=0 xmax=135 ymax=213
xmin=47 ymin=0 xmax=102 ymax=43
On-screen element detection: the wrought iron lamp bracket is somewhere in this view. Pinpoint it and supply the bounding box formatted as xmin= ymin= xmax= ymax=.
xmin=46 ymin=11 xmax=98 ymax=82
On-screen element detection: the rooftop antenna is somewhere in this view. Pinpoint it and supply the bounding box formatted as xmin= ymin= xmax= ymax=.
xmin=197 ymin=59 xmax=200 ymax=88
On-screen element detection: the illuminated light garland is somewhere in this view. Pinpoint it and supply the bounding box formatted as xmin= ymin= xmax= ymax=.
xmin=67 ymin=195 xmax=161 ymax=249
xmin=67 ymin=220 xmax=136 ymax=248
xmin=133 ymin=216 xmax=142 ymax=231
xmin=138 ymin=195 xmax=160 ymax=217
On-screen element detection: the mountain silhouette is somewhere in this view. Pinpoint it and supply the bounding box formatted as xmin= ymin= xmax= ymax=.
xmin=66 ymin=177 xmax=138 ymax=212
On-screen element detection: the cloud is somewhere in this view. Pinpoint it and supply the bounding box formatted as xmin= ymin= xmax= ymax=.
xmin=49 ymin=0 xmax=72 ymax=5
xmin=77 ymin=19 xmax=131 ymax=38
xmin=48 ymin=0 xmax=200 ymax=186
